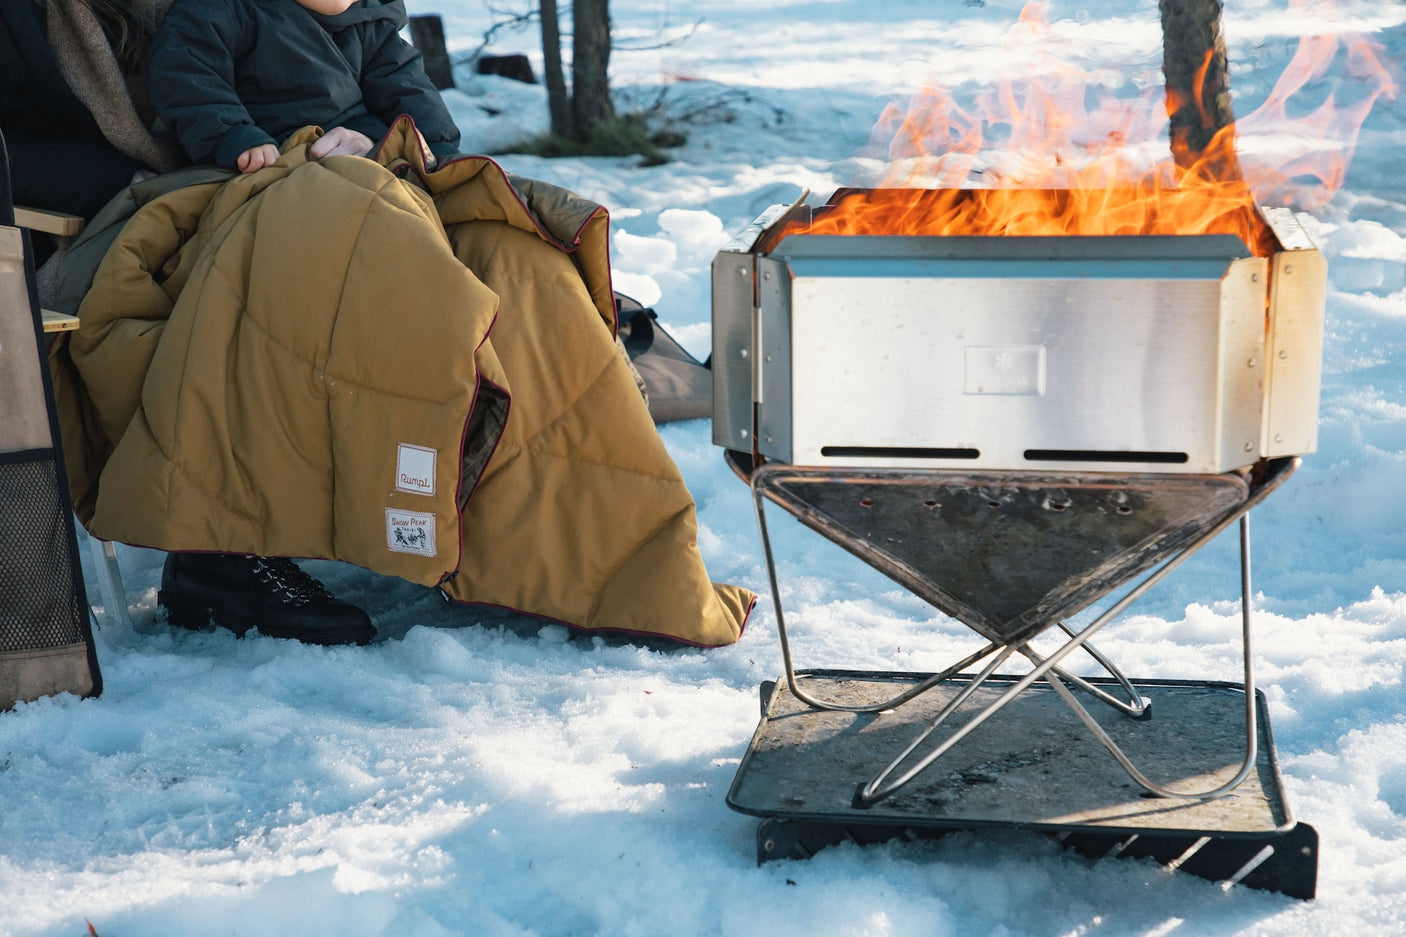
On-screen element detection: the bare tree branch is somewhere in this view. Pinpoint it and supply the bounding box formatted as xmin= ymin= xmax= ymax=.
xmin=452 ymin=4 xmax=544 ymax=68
xmin=612 ymin=20 xmax=703 ymax=52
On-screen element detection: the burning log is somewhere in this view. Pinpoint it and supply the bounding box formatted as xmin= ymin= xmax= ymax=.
xmin=1160 ymin=0 xmax=1238 ymax=176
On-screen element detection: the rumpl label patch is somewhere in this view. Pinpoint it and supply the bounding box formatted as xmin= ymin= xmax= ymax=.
xmin=395 ymin=443 xmax=436 ymax=496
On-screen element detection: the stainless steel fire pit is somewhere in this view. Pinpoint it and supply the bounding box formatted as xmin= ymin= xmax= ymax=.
xmin=713 ymin=196 xmax=1325 ymax=475
xmin=714 ymin=191 xmax=1325 ymax=897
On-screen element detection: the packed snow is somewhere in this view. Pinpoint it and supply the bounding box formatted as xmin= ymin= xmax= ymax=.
xmin=5 ymin=1 xmax=1406 ymax=934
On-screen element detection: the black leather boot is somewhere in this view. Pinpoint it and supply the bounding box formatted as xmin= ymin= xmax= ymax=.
xmin=158 ymin=552 xmax=376 ymax=646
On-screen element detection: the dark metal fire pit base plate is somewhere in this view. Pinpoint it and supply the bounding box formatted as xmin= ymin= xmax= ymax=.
xmin=729 ymin=671 xmax=1291 ymax=832
xmin=729 ymin=671 xmax=1317 ymax=897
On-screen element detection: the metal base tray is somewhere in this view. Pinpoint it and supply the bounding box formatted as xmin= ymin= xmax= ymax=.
xmin=728 ymin=671 xmax=1318 ymax=898
xmin=728 ymin=671 xmax=1294 ymax=835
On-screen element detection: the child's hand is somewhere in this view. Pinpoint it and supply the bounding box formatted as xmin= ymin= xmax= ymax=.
xmin=236 ymin=144 xmax=280 ymax=174
xmin=309 ymin=127 xmax=375 ymax=161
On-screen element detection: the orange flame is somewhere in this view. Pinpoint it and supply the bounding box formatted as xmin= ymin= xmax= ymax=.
xmin=1235 ymin=23 xmax=1397 ymax=209
xmin=781 ymin=0 xmax=1397 ymax=256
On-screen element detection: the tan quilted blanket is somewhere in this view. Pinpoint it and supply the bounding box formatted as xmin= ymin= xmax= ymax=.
xmin=49 ymin=122 xmax=753 ymax=646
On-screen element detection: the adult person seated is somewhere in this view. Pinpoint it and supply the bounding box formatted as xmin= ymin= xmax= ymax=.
xmin=0 ymin=0 xmax=177 ymax=264
xmin=2 ymin=0 xmax=384 ymax=644
xmin=19 ymin=0 xmax=754 ymax=649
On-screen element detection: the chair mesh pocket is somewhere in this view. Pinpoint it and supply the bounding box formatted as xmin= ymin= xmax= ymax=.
xmin=0 ymin=454 xmax=85 ymax=652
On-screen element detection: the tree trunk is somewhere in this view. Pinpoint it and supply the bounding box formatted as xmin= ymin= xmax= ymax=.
xmin=1160 ymin=0 xmax=1239 ymax=178
xmin=571 ymin=0 xmax=615 ymax=141
xmin=540 ymin=0 xmax=572 ymax=138
xmin=407 ymin=15 xmax=454 ymax=90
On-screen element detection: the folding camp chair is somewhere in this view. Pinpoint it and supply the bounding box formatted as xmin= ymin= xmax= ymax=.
xmin=12 ymin=193 xmax=134 ymax=635
xmin=1 ymin=129 xmax=105 ymax=709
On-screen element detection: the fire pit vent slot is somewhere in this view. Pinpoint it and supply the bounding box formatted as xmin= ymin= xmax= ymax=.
xmin=822 ymin=446 xmax=981 ymax=461
xmin=1024 ymin=449 xmax=1190 ymax=465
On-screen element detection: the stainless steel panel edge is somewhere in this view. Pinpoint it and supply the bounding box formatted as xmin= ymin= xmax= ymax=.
xmin=1217 ymin=256 xmax=1273 ymax=472
xmin=712 ymin=249 xmax=756 ymax=451
xmin=757 ymin=256 xmax=794 ymax=463
xmin=713 ymin=198 xmax=810 ymax=452
xmin=720 ymin=199 xmax=804 ymax=255
xmin=1260 ymin=210 xmax=1326 ymax=459
xmin=773 ymin=232 xmax=1252 ymax=270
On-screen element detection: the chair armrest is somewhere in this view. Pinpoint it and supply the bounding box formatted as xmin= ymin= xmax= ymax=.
xmin=14 ymin=206 xmax=86 ymax=237
xmin=13 ymin=207 xmax=87 ymax=330
xmin=41 ymin=308 xmax=81 ymax=332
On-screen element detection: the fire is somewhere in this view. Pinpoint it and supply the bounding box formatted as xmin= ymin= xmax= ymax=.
xmin=782 ymin=0 xmax=1397 ymax=257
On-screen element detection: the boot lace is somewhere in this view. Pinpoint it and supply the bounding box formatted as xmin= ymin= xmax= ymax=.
xmin=249 ymin=556 xmax=334 ymax=607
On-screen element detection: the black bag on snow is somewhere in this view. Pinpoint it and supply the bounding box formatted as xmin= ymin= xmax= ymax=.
xmin=0 ymin=128 xmax=102 ymax=710
xmin=615 ymin=292 xmax=713 ymax=424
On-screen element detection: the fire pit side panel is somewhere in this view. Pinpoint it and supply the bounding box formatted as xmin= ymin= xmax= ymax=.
xmin=749 ymin=235 xmax=1280 ymax=475
xmin=712 ymin=200 xmax=808 ymax=455
xmin=712 ymin=247 xmax=757 ymax=453
xmin=1261 ymin=209 xmax=1326 ymax=460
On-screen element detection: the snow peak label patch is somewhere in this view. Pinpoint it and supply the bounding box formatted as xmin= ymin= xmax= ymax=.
xmin=386 ymin=508 xmax=436 ymax=556
xmin=395 ymin=443 xmax=437 ymax=496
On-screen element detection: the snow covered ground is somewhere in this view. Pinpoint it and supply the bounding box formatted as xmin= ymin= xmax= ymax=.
xmin=6 ymin=1 xmax=1406 ymax=934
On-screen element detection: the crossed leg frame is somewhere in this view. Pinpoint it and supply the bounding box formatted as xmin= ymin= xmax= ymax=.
xmin=748 ymin=457 xmax=1298 ymax=808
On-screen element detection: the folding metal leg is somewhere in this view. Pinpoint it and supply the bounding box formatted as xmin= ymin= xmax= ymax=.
xmin=747 ymin=457 xmax=1297 ymax=807
xmin=1032 ymin=515 xmax=1260 ymax=801
xmin=853 ymin=514 xmax=1258 ymax=805
xmin=753 ymin=469 xmax=1150 ymax=719
xmin=85 ymin=533 xmax=133 ymax=631
xmin=1038 ymin=622 xmax=1150 ymax=719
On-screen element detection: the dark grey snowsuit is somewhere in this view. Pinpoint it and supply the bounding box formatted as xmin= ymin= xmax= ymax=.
xmin=147 ymin=0 xmax=460 ymax=169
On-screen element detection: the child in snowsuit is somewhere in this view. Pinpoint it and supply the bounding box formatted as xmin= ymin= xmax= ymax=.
xmin=147 ymin=0 xmax=460 ymax=173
